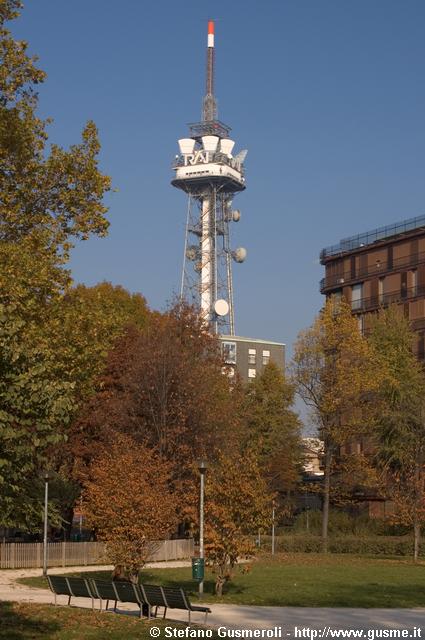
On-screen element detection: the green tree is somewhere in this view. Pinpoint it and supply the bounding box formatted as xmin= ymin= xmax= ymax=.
xmin=369 ymin=306 xmax=425 ymax=561
xmin=0 ymin=1 xmax=111 ymax=527
xmin=244 ymin=362 xmax=302 ymax=501
xmin=292 ymin=298 xmax=383 ymax=551
xmin=0 ymin=304 xmax=75 ymax=528
xmin=47 ymin=282 xmax=150 ymax=401
xmin=0 ymin=1 xmax=110 ymax=260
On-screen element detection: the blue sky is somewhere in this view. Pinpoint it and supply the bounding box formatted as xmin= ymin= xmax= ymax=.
xmin=12 ymin=1 xmax=425 ymax=361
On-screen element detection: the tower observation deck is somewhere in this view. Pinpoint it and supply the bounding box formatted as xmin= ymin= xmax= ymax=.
xmin=171 ymin=20 xmax=247 ymax=335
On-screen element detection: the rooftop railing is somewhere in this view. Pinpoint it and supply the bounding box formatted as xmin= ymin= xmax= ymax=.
xmin=320 ymin=214 xmax=425 ymax=261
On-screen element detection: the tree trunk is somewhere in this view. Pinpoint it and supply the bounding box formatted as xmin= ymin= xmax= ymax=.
xmin=413 ymin=459 xmax=422 ymax=563
xmin=322 ymin=446 xmax=332 ymax=553
xmin=414 ymin=520 xmax=420 ymax=563
xmin=215 ymin=575 xmax=224 ymax=596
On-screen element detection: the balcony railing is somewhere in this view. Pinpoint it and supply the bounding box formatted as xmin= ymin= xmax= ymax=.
xmin=350 ymin=284 xmax=424 ymax=314
xmin=320 ymin=250 xmax=425 ymax=292
xmin=320 ymin=214 xmax=425 ymax=261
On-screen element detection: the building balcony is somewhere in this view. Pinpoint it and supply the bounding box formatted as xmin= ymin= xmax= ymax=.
xmin=350 ymin=284 xmax=424 ymax=314
xmin=320 ymin=249 xmax=425 ymax=293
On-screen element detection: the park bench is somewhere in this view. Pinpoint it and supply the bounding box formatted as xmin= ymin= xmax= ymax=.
xmin=161 ymin=586 xmax=211 ymax=624
xmin=90 ymin=579 xmax=119 ymax=612
xmin=47 ymin=575 xmax=96 ymax=609
xmin=47 ymin=576 xmax=211 ymax=624
xmin=139 ymin=583 xmax=168 ymax=618
xmin=112 ymin=581 xmax=145 ymax=618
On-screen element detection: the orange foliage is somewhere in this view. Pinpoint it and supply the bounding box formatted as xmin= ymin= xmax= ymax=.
xmin=70 ymin=303 xmax=244 ymax=529
xmin=204 ymin=449 xmax=272 ymax=595
xmin=83 ymin=433 xmax=178 ymax=580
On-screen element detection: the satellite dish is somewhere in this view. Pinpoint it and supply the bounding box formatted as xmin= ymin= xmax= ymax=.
xmin=233 ymin=247 xmax=247 ymax=263
xmin=214 ymin=299 xmax=229 ymax=317
xmin=232 ymin=210 xmax=241 ymax=222
xmin=185 ymin=245 xmax=198 ymax=261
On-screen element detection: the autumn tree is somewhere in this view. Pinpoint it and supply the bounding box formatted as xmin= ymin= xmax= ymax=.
xmin=369 ymin=306 xmax=425 ymax=561
xmin=0 ymin=1 xmax=111 ymax=526
xmin=243 ymin=362 xmax=302 ymax=503
xmin=71 ymin=302 xmax=244 ymax=528
xmin=204 ymin=449 xmax=272 ymax=596
xmin=292 ymin=298 xmax=383 ymax=550
xmin=83 ymin=433 xmax=177 ymax=581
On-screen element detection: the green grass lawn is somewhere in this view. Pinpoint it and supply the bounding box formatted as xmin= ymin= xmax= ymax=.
xmin=0 ymin=601 xmax=195 ymax=640
xmin=17 ymin=553 xmax=425 ymax=608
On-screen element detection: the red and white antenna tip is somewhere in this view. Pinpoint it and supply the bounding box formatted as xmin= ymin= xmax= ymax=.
xmin=207 ymin=20 xmax=214 ymax=47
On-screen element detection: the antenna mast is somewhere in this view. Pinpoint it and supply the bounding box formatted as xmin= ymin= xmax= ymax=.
xmin=172 ymin=20 xmax=247 ymax=335
xmin=203 ymin=20 xmax=217 ymax=122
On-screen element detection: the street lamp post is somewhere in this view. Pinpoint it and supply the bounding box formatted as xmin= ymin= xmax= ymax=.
xmin=271 ymin=502 xmax=276 ymax=555
xmin=198 ymin=460 xmax=208 ymax=596
xmin=43 ymin=472 xmax=49 ymax=576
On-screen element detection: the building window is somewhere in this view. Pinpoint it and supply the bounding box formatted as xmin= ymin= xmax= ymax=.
xmin=351 ymin=283 xmax=363 ymax=311
xmin=262 ymin=350 xmax=270 ymax=366
xmin=222 ymin=341 xmax=236 ymax=365
xmin=248 ymin=348 xmax=256 ymax=365
xmin=248 ymin=368 xmax=256 ymax=379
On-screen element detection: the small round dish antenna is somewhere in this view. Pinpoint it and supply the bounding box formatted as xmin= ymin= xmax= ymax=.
xmin=214 ymin=299 xmax=229 ymax=316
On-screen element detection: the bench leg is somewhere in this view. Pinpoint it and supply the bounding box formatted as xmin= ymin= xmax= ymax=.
xmin=54 ymin=593 xmax=57 ymax=607
xmin=105 ymin=599 xmax=109 ymax=611
xmin=68 ymin=595 xmax=71 ymax=606
xmin=163 ymin=607 xmax=167 ymax=619
xmin=114 ymin=600 xmax=117 ymax=612
xmin=91 ymin=597 xmax=94 ymax=611
xmin=188 ymin=610 xmax=191 ymax=625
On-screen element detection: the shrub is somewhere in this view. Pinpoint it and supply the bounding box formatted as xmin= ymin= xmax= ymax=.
xmin=293 ymin=510 xmax=386 ymax=536
xmin=260 ymin=534 xmax=420 ymax=556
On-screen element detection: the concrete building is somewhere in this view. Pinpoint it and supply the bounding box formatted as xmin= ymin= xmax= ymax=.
xmin=302 ymin=438 xmax=324 ymax=479
xmin=320 ymin=214 xmax=425 ymax=358
xmin=219 ymin=335 xmax=285 ymax=383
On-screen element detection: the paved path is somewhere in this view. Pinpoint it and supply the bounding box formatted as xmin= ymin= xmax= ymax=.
xmin=1 ymin=565 xmax=425 ymax=632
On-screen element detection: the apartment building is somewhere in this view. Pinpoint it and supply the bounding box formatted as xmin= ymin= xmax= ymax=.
xmin=219 ymin=335 xmax=285 ymax=383
xmin=320 ymin=214 xmax=425 ymax=358
xmin=320 ymin=215 xmax=425 ymax=516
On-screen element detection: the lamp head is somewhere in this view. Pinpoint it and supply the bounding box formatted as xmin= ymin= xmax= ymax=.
xmin=197 ymin=460 xmax=208 ymax=474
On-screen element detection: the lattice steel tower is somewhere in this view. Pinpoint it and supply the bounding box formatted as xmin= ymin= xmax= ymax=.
xmin=171 ymin=20 xmax=247 ymax=335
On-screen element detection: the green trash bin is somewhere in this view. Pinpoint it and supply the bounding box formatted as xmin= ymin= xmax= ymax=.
xmin=192 ymin=557 xmax=205 ymax=581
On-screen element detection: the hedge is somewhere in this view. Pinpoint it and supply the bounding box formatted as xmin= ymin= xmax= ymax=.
xmin=259 ymin=534 xmax=420 ymax=556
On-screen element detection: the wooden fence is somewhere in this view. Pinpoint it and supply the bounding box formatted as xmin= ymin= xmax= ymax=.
xmin=0 ymin=538 xmax=194 ymax=569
